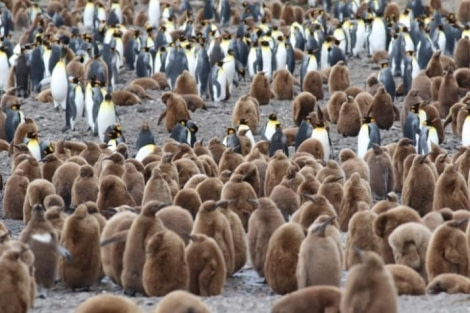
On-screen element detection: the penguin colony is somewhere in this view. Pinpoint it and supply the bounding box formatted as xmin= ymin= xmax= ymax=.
xmin=2 ymin=0 xmax=470 ymax=312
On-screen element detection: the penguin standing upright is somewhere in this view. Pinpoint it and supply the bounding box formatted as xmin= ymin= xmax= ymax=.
xmin=50 ymin=48 xmax=69 ymax=111
xmin=351 ymin=18 xmax=366 ymax=57
xmin=366 ymin=16 xmax=387 ymax=56
xmin=209 ymin=61 xmax=229 ymax=102
xmin=4 ymin=103 xmax=24 ymax=142
xmin=357 ymin=117 xmax=381 ymax=159
xmin=135 ymin=123 xmax=157 ymax=162
xmin=403 ymin=103 xmax=420 ymax=147
xmin=378 ymin=61 xmax=396 ymax=101
xmin=170 ymin=119 xmax=198 ymax=147
xmin=260 ymin=40 xmax=273 ymax=80
xmin=300 ymin=49 xmax=318 ymax=87
xmin=247 ymin=39 xmax=261 ymax=79
xmin=222 ymin=127 xmax=242 ymax=154
xmin=24 ymin=131 xmax=41 ymax=160
xmin=136 ymin=47 xmax=153 ymax=78
xmin=261 ymin=113 xmax=279 ymax=142
xmin=184 ymin=42 xmax=197 ymax=78
xmin=0 ymin=44 xmax=10 ymax=93
xmin=269 ymin=123 xmax=288 ymax=157
xmin=63 ymin=77 xmax=85 ymax=132
xmin=311 ymin=115 xmax=332 ymax=161
xmin=96 ymin=93 xmax=119 ymax=142
xmin=273 ymin=35 xmax=287 ymax=72
xmin=418 ymin=118 xmax=439 ymax=154
xmin=218 ymin=0 xmax=231 ymax=26
xmin=195 ymin=41 xmax=210 ymax=98
xmin=13 ymin=45 xmax=31 ymax=98
xmin=295 ymin=115 xmax=313 ymax=150
xmin=236 ymin=119 xmax=255 ymax=146
xmin=222 ymin=49 xmax=236 ymax=92
xmin=29 ymin=38 xmax=45 ymax=93
xmin=462 ymin=107 xmax=470 ymax=146
xmin=83 ymin=0 xmax=95 ymax=30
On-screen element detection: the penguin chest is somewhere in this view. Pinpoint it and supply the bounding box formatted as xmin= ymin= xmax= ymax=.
xmin=74 ymin=85 xmax=85 ymax=118
xmin=0 ymin=52 xmax=9 ymax=89
xmin=247 ymin=50 xmax=257 ymax=78
xmin=136 ymin=144 xmax=157 ymax=162
xmin=307 ymin=55 xmax=318 ymax=72
xmin=357 ymin=123 xmax=370 ymax=159
xmin=83 ymin=4 xmax=94 ymax=29
xmin=462 ymin=116 xmax=470 ymax=146
xmin=51 ymin=62 xmax=68 ymax=101
xmin=311 ymin=127 xmax=330 ymax=160
xmin=27 ymin=139 xmax=41 ymax=161
xmin=264 ymin=122 xmax=277 ymax=142
xmin=261 ymin=49 xmax=272 ymax=79
xmin=275 ymin=45 xmax=287 ymax=71
xmin=147 ymin=0 xmax=160 ymax=26
xmin=370 ymin=20 xmax=386 ymax=52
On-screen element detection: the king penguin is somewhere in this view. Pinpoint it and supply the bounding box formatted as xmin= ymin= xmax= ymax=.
xmin=311 ymin=114 xmax=332 ymax=161
xmin=195 ymin=41 xmax=210 ymax=98
xmin=260 ymin=40 xmax=273 ymax=80
xmin=236 ymin=119 xmax=255 ymax=146
xmin=0 ymin=44 xmax=10 ymax=93
xmin=269 ymin=123 xmax=288 ymax=157
xmin=83 ymin=0 xmax=95 ymax=31
xmin=135 ymin=122 xmax=156 ymax=162
xmin=24 ymin=131 xmax=41 ymax=160
xmin=378 ymin=61 xmax=396 ymax=101
xmin=4 ymin=102 xmax=25 ymax=142
xmin=300 ymin=49 xmax=318 ymax=87
xmin=418 ymin=118 xmax=439 ymax=155
xmin=209 ymin=60 xmax=229 ymax=102
xmin=366 ymin=15 xmax=387 ymax=56
xmin=148 ymin=0 xmax=160 ymax=28
xmin=63 ymin=77 xmax=84 ymax=132
xmin=104 ymin=124 xmax=125 ymax=151
xmin=295 ymin=115 xmax=313 ymax=150
xmin=50 ymin=48 xmax=69 ymax=112
xmin=170 ymin=119 xmax=198 ymax=147
xmin=357 ymin=117 xmax=381 ymax=159
xmin=222 ymin=127 xmax=242 ymax=154
xmin=461 ymin=107 xmax=470 ymax=147
xmin=403 ymin=103 xmax=420 ymax=146
xmin=97 ymin=93 xmax=119 ymax=143
xmin=261 ymin=113 xmax=280 ymax=142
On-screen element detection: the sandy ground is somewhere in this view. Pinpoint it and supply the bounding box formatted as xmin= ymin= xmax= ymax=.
xmin=1 ymin=0 xmax=470 ymax=312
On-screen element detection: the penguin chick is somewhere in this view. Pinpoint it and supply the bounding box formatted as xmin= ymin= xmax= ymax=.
xmin=142 ymin=230 xmax=189 ymax=296
xmin=374 ymin=205 xmax=422 ymax=264
xmin=302 ymin=70 xmax=324 ymax=100
xmin=74 ymin=294 xmax=143 ymax=313
xmin=385 ymin=264 xmax=426 ymax=295
xmin=247 ymin=198 xmax=285 ymax=278
xmin=23 ymin=179 xmax=56 ymax=225
xmin=185 ymin=233 xmax=226 ymax=296
xmin=0 ymin=245 xmax=34 ymax=313
xmin=292 ymin=92 xmax=316 ymax=127
xmin=339 ymin=148 xmax=370 ymax=182
xmin=433 ymin=164 xmax=470 ymax=211
xmin=264 ymin=222 xmax=305 ymax=295
xmin=367 ymin=144 xmax=394 ymax=200
xmin=271 ymin=286 xmax=341 ymax=313
xmin=174 ymin=70 xmax=198 ymax=95
xmin=388 ymin=222 xmax=432 ymax=281
xmin=338 ymin=172 xmax=372 ymax=232
xmin=272 ymin=69 xmax=294 ymax=100
xmin=328 ymin=61 xmax=350 ymax=94
xmin=345 ymin=208 xmax=381 ymax=269
xmin=296 ymin=216 xmax=341 ymax=288
xmin=401 ymin=155 xmax=435 ymax=217
xmin=192 ymin=200 xmax=235 ymax=277
xmin=427 ymin=273 xmax=470 ymax=294
xmin=59 ymin=204 xmax=101 ymax=290
xmin=2 ymin=169 xmax=29 ymax=220
xmin=249 ymin=72 xmax=271 ymax=105
xmin=19 ymin=204 xmax=69 ymax=291
xmin=96 ymin=175 xmax=136 ymax=211
xmin=340 ymin=250 xmax=398 ymax=313
xmin=111 ymin=90 xmax=141 ymax=106
xmin=369 ymin=86 xmax=398 ymax=130
xmin=337 ymin=96 xmax=362 ymax=137
xmin=327 ymin=91 xmax=348 ymax=124
xmin=153 ymin=290 xmax=211 ymax=313
xmin=426 ymin=220 xmax=470 ymax=281
xmin=158 ymin=92 xmax=191 ymax=132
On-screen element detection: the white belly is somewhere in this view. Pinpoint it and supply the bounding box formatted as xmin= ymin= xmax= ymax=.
xmin=462 ymin=117 xmax=470 ymax=146
xmin=357 ymin=124 xmax=370 ymax=160
xmin=311 ymin=128 xmax=330 ymax=161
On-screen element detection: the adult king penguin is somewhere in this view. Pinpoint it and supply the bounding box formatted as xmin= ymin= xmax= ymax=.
xmin=50 ymin=48 xmax=69 ymax=112
xmin=63 ymin=77 xmax=84 ymax=132
xmin=418 ymin=118 xmax=439 ymax=155
xmin=462 ymin=107 xmax=470 ymax=147
xmin=209 ymin=61 xmax=229 ymax=102
xmin=357 ymin=117 xmax=381 ymax=159
xmin=261 ymin=113 xmax=280 ymax=142
xmin=97 ymin=93 xmax=119 ymax=143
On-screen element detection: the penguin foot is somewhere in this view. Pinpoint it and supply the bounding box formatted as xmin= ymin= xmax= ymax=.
xmin=36 ymin=287 xmax=48 ymax=299
xmin=61 ymin=125 xmax=70 ymax=133
xmin=124 ymin=288 xmax=136 ymax=297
